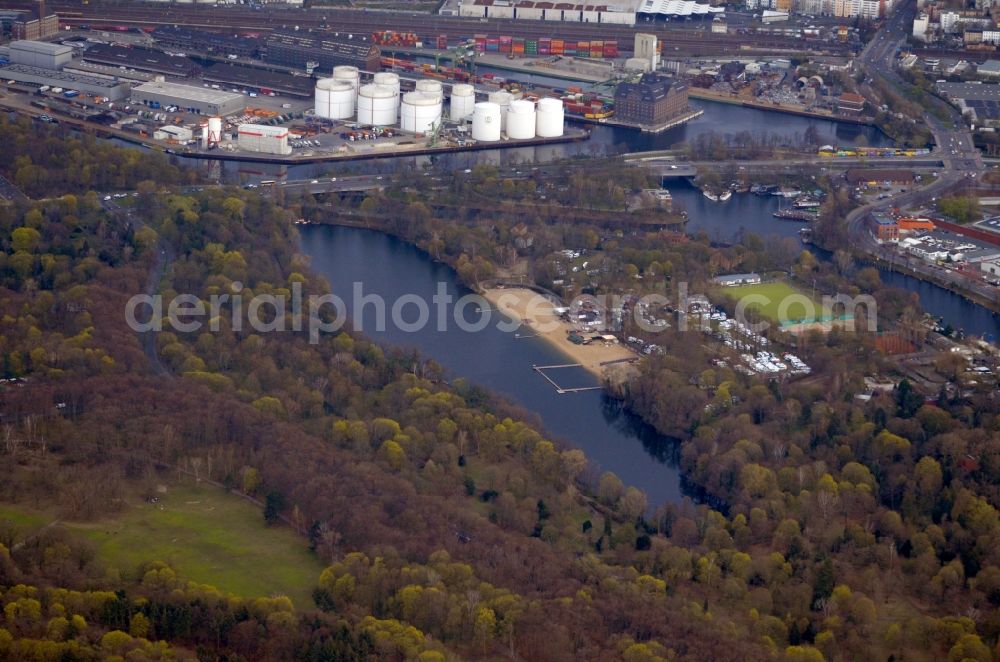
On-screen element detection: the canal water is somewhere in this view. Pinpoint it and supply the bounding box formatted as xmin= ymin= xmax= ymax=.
xmin=298 ymin=224 xmax=686 ymax=508
xmin=666 ymin=180 xmax=1000 ymax=339
xmin=183 ymin=98 xmax=891 ymax=184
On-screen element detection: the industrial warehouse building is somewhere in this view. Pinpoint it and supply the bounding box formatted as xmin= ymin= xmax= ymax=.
xmin=132 ymin=81 xmax=247 ymax=116
xmin=0 ymin=63 xmax=130 ymax=100
xmin=237 ymin=124 xmax=291 ymax=155
xmin=201 ymin=63 xmax=313 ymax=98
xmin=80 ymin=44 xmax=202 ymax=78
xmin=456 ymin=0 xmax=720 ymax=22
xmin=459 ymin=0 xmax=638 ymax=23
xmin=613 ymin=72 xmax=689 ymax=126
xmin=153 ymin=125 xmax=193 ymax=142
xmin=9 ymin=40 xmax=72 ymax=70
xmin=265 ymin=31 xmax=381 ymax=74
xmin=153 ymin=26 xmax=263 ymax=59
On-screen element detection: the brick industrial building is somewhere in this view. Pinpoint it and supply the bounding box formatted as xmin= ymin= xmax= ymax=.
xmin=613 ymin=73 xmax=689 ymax=126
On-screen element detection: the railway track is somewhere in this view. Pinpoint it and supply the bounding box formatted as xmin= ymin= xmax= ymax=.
xmin=31 ymin=1 xmax=851 ymax=56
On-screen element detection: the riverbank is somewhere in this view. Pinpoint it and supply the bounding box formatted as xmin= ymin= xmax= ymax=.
xmin=480 ymin=286 xmax=637 ymax=380
xmin=482 ymin=288 xmax=638 ymax=379
xmin=688 ymin=88 xmax=877 ymax=126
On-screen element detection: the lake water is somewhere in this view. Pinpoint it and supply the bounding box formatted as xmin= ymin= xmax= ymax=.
xmin=299 ymin=224 xmax=686 ymax=508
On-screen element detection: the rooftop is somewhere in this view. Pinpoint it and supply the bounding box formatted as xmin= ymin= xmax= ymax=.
xmin=0 ymin=63 xmax=126 ymax=89
xmin=615 ymin=72 xmax=685 ymax=102
xmin=133 ymin=80 xmax=245 ymax=105
xmin=10 ymin=40 xmax=72 ymax=56
xmin=636 ymin=0 xmax=723 ymax=14
xmin=936 ymin=81 xmax=1000 ymax=101
xmin=81 ymin=43 xmax=200 ymax=76
xmin=713 ymin=273 xmax=761 ymax=283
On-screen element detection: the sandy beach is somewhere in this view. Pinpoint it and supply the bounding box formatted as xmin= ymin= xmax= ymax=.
xmin=481 ymin=287 xmax=637 ymax=380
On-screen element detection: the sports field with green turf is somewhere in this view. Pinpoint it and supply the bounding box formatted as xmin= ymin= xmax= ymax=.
xmin=1 ymin=481 xmax=322 ymax=608
xmin=721 ymin=281 xmax=823 ymax=324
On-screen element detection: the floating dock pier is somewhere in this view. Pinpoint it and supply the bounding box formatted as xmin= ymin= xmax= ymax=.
xmin=532 ymin=363 xmax=602 ymax=394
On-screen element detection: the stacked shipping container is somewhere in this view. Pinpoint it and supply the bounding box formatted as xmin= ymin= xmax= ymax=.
xmin=371 ymin=31 xmax=419 ymax=47
xmin=471 ymin=33 xmax=617 ymax=58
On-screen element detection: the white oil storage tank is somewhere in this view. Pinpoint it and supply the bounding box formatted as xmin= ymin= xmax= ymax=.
xmin=373 ymin=72 xmax=400 ymax=97
xmin=357 ymin=84 xmax=398 ymax=126
xmin=535 ymin=97 xmax=565 ymax=137
xmin=471 ymin=102 xmax=501 ymax=142
xmin=415 ymin=79 xmax=443 ymax=99
xmin=332 ymin=66 xmax=360 ymax=91
xmin=400 ymin=92 xmax=442 ymax=133
xmin=450 ymin=83 xmax=475 ymax=121
xmin=315 ymin=79 xmax=355 ymax=120
xmin=487 ymin=90 xmax=512 ymax=130
xmin=506 ymin=99 xmax=536 ymax=139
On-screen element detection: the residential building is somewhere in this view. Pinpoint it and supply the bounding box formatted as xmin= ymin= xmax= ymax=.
xmin=913 ymin=13 xmax=929 ymax=40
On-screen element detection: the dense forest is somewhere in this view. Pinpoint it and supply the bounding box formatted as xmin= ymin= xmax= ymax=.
xmin=1 ymin=115 xmax=999 ymax=661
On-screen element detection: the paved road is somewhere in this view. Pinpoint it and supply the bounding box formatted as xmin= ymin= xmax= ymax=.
xmin=842 ymin=0 xmax=995 ymax=306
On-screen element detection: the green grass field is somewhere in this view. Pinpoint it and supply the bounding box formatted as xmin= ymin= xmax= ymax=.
xmin=721 ymin=281 xmax=822 ymax=323
xmin=2 ymin=482 xmax=323 ymax=608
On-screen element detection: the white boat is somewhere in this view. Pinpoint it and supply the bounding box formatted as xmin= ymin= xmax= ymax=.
xmin=703 ymin=189 xmax=719 ymax=201
xmin=718 ymin=190 xmax=732 ymax=202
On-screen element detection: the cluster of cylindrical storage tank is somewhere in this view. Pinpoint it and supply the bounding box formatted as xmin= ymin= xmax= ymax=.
xmin=313 ymin=75 xmax=564 ymax=141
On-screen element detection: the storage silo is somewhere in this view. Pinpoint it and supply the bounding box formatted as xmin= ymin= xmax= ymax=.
xmin=471 ymin=102 xmax=501 ymax=142
xmin=535 ymin=97 xmax=565 ymax=138
xmin=207 ymin=116 xmax=223 ymax=145
xmin=506 ymin=99 xmax=536 ymax=139
xmin=373 ymin=72 xmax=400 ymax=97
xmin=314 ymin=79 xmax=355 ymax=120
xmin=332 ymin=66 xmax=360 ymax=92
xmin=332 ymin=66 xmax=360 ymax=108
xmin=357 ymin=84 xmax=398 ymax=126
xmin=400 ymin=92 xmax=442 ymax=133
xmin=488 ymin=90 xmax=512 ymax=131
xmin=450 ymin=83 xmax=476 ymax=121
xmin=415 ymin=79 xmax=444 ymax=99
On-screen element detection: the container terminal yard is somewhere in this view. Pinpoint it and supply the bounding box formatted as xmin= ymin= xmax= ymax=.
xmin=0 ymin=0 xmax=869 ymax=161
xmin=4 ymin=1 xmax=859 ymax=58
xmin=0 ymin=23 xmax=716 ymax=162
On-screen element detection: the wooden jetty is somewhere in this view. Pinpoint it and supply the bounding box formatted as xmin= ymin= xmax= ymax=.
xmin=532 ymin=364 xmax=603 ymax=394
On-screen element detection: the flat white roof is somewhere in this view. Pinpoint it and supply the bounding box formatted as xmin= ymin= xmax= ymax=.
xmin=238 ymin=123 xmax=288 ymax=137
xmin=637 ymin=0 xmax=723 ymax=15
xmin=134 ymin=80 xmax=244 ymax=105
